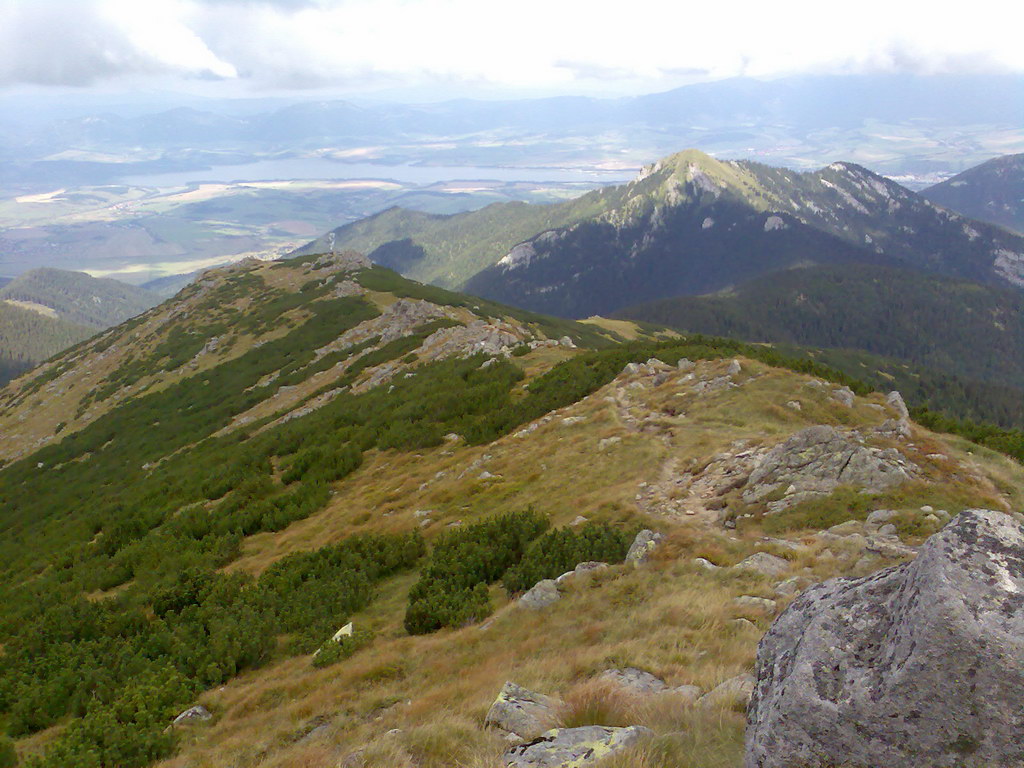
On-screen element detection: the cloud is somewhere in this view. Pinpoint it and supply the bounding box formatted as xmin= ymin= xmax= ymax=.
xmin=0 ymin=0 xmax=1021 ymax=92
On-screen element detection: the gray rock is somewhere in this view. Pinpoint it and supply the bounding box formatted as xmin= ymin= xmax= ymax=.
xmin=504 ymin=725 xmax=652 ymax=767
xmin=743 ymin=426 xmax=912 ymax=511
xmin=485 ymin=682 xmax=558 ymax=740
xmin=672 ymin=684 xmax=702 ymax=703
xmin=747 ymin=509 xmax=1024 ymax=768
xmin=774 ymin=578 xmax=802 ymax=597
xmin=600 ymin=667 xmax=667 ymax=695
xmin=865 ymin=508 xmax=898 ymax=526
xmin=698 ymin=673 xmax=755 ymax=709
xmin=555 ymin=561 xmax=608 ymax=585
xmin=519 ymin=580 xmax=560 ymax=609
xmin=625 ymin=529 xmax=664 ymax=565
xmin=694 ymin=557 xmax=721 ymax=571
xmin=877 ymin=522 xmax=897 ymax=537
xmin=886 ymin=390 xmax=910 ymax=419
xmin=864 ymin=534 xmax=916 ymax=559
xmin=734 ymin=596 xmax=777 ymax=613
xmin=172 ymin=705 xmax=212 ymax=726
xmin=831 ymin=387 xmax=855 ymax=407
xmin=734 ymin=552 xmax=790 ymax=579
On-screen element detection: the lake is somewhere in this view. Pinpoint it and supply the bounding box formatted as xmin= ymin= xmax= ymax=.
xmin=119 ymin=158 xmax=635 ymax=187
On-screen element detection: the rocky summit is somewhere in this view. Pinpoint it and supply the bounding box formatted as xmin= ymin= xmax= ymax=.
xmin=747 ymin=509 xmax=1024 ymax=768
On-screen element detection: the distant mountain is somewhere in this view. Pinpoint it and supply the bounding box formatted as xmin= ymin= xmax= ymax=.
xmin=0 ymin=268 xmax=161 ymax=383
xmin=333 ymin=149 xmax=1024 ymax=318
xmin=922 ymin=153 xmax=1024 ymax=234
xmin=617 ymin=262 xmax=1024 ymax=400
xmin=0 ymin=268 xmax=160 ymax=327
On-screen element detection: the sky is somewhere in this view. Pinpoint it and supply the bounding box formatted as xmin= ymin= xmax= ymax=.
xmin=0 ymin=0 xmax=1021 ymax=100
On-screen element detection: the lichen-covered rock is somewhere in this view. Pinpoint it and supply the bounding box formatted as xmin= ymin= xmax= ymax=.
xmin=743 ymin=425 xmax=912 ymax=511
xmin=600 ymin=667 xmax=667 ymax=695
xmin=746 ymin=509 xmax=1024 ymax=768
xmin=519 ymin=579 xmax=560 ymax=609
xmin=504 ymin=725 xmax=652 ymax=767
xmin=625 ymin=529 xmax=663 ymax=565
xmin=485 ymin=682 xmax=558 ymax=740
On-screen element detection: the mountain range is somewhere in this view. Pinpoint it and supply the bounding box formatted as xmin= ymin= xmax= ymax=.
xmin=305 ymin=149 xmax=1024 ymax=319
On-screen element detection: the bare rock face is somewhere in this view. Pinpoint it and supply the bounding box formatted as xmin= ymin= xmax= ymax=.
xmin=746 ymin=509 xmax=1024 ymax=768
xmin=743 ymin=425 xmax=913 ymax=511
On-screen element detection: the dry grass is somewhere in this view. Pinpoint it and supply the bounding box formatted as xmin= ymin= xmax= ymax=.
xmin=150 ymin=358 xmax=1024 ymax=768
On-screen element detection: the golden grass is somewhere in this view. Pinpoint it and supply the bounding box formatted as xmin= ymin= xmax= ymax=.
xmin=144 ymin=358 xmax=1024 ymax=768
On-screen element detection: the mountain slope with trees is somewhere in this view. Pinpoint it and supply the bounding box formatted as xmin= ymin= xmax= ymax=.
xmin=922 ymin=153 xmax=1024 ymax=234
xmin=2 ymin=251 xmax=1024 ymax=768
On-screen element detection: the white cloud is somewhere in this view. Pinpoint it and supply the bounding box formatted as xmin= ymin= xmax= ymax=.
xmin=0 ymin=0 xmax=1021 ymax=91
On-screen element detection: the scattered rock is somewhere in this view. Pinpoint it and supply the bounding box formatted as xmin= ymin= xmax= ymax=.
xmin=733 ymin=595 xmax=777 ymax=613
xmin=625 ymin=529 xmax=664 ymax=565
xmin=865 ymin=508 xmax=897 ymax=527
xmin=747 ymin=510 xmax=1024 ymax=768
xmin=570 ymin=515 xmax=589 ymax=526
xmin=519 ymin=580 xmax=561 ymax=610
xmin=485 ymin=682 xmax=558 ymax=740
xmin=731 ymin=617 xmax=758 ymax=631
xmin=698 ymin=674 xmax=755 ymax=709
xmin=504 ymin=725 xmax=652 ymax=768
xmin=774 ymin=578 xmax=802 ymax=597
xmin=555 ymin=561 xmax=608 ymax=585
xmin=831 ymin=387 xmax=855 ymax=407
xmin=734 ymin=552 xmax=790 ymax=579
xmin=693 ymin=557 xmax=721 ymax=571
xmin=600 ymin=667 xmax=667 ymax=695
xmin=172 ymin=705 xmax=212 ymax=726
xmin=672 ymin=684 xmax=702 ymax=703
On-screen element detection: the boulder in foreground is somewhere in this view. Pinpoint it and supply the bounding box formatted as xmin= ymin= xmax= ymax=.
xmin=746 ymin=509 xmax=1024 ymax=768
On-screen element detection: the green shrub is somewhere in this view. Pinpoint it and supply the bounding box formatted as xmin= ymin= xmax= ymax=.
xmin=502 ymin=522 xmax=637 ymax=593
xmin=404 ymin=510 xmax=548 ymax=634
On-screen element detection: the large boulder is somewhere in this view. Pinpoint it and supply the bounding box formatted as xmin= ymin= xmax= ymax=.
xmin=519 ymin=579 xmax=560 ymax=610
xmin=746 ymin=509 xmax=1024 ymax=768
xmin=504 ymin=725 xmax=652 ymax=767
xmin=485 ymin=681 xmax=559 ymax=740
xmin=743 ymin=425 xmax=913 ymax=511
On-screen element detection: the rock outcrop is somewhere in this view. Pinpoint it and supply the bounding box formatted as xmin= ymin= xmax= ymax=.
xmin=504 ymin=725 xmax=652 ymax=767
xmin=743 ymin=425 xmax=913 ymax=511
xmin=746 ymin=509 xmax=1024 ymax=768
